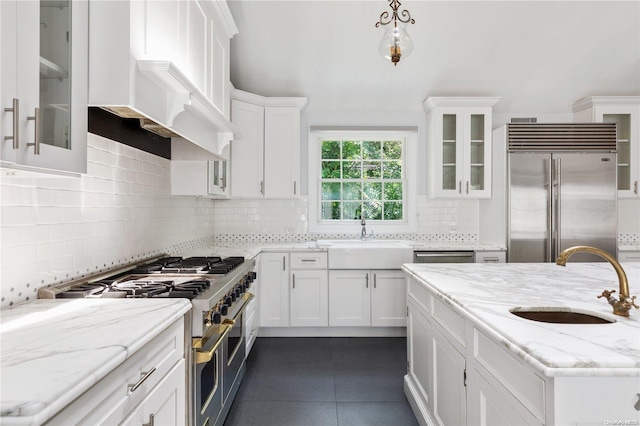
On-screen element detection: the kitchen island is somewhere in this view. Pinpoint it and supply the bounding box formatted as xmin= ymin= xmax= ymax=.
xmin=402 ymin=262 xmax=640 ymax=425
xmin=0 ymin=298 xmax=191 ymax=425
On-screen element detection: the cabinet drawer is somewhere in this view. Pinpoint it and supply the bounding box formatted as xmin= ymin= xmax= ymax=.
xmin=290 ymin=252 xmax=328 ymax=269
xmin=474 ymin=251 xmax=506 ymax=263
xmin=473 ymin=328 xmax=545 ymax=422
xmin=432 ymin=295 xmax=467 ymax=348
xmin=407 ymin=277 xmax=431 ymax=313
xmin=47 ymin=317 xmax=186 ymax=425
xmin=618 ymin=251 xmax=640 ymax=262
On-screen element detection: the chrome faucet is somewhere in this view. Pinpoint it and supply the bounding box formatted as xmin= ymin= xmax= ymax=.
xmin=361 ymin=211 xmax=367 ymax=241
xmin=556 ymin=245 xmax=638 ymax=317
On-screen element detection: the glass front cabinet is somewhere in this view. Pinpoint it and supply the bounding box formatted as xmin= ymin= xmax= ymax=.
xmin=573 ymin=96 xmax=640 ymax=198
xmin=424 ymin=97 xmax=500 ymax=199
xmin=1 ymin=0 xmax=87 ymax=175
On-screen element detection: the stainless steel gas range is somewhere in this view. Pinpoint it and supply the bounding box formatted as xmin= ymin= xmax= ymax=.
xmin=38 ymin=255 xmax=257 ymax=426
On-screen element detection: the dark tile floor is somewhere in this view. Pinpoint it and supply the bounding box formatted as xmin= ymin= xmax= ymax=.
xmin=224 ymin=337 xmax=418 ymax=426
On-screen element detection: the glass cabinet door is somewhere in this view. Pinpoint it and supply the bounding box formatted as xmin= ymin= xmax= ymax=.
xmin=7 ymin=0 xmax=87 ymax=175
xmin=603 ymin=113 xmax=631 ymax=192
xmin=468 ymin=114 xmax=486 ymax=191
xmin=39 ymin=0 xmax=71 ymax=150
xmin=442 ymin=114 xmax=457 ymax=191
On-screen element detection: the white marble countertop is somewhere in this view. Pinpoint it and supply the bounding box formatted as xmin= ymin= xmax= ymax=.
xmin=184 ymin=241 xmax=506 ymax=259
xmin=0 ymin=298 xmax=191 ymax=425
xmin=402 ymin=262 xmax=640 ymax=377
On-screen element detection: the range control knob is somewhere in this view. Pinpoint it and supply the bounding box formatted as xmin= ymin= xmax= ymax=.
xmin=212 ymin=311 xmax=221 ymax=324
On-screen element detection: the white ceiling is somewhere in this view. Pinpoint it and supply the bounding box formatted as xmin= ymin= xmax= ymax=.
xmin=227 ymin=0 xmax=640 ymax=116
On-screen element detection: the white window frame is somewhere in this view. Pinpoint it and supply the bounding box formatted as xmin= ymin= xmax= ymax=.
xmin=308 ymin=129 xmax=417 ymax=234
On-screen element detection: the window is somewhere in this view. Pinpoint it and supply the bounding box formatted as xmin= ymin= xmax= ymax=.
xmin=309 ymin=129 xmax=417 ymax=233
xmin=320 ymin=139 xmax=404 ymax=220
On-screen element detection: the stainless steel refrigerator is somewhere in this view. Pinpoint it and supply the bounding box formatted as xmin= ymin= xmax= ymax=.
xmin=507 ymin=123 xmax=618 ymax=262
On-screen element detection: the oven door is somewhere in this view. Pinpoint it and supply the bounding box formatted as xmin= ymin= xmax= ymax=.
xmin=193 ymin=321 xmax=232 ymax=426
xmin=223 ymin=307 xmax=245 ymax=404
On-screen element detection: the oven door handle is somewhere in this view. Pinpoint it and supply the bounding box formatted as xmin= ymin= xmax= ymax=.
xmin=194 ymin=320 xmax=234 ymax=365
xmin=193 ymin=292 xmax=254 ymax=365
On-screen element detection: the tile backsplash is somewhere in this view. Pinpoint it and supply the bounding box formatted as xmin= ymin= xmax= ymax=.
xmin=0 ymin=134 xmax=216 ymax=308
xmin=2 ymin=133 xmax=637 ymax=308
xmin=212 ymin=196 xmax=480 ymax=244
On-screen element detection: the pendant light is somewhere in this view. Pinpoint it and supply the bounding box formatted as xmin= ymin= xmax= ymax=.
xmin=375 ymin=0 xmax=415 ymax=66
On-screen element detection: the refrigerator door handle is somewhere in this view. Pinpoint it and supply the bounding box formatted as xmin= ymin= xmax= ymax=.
xmin=546 ymin=157 xmax=553 ymax=263
xmin=555 ymin=158 xmax=562 ymax=260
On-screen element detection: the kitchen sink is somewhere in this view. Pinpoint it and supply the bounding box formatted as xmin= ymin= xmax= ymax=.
xmin=319 ymin=239 xmax=414 ymax=269
xmin=510 ymin=307 xmax=615 ymax=324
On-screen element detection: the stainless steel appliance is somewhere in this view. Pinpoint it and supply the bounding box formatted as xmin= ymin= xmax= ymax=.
xmin=413 ymin=251 xmax=475 ymax=263
xmin=38 ymin=255 xmax=257 ymax=426
xmin=507 ymin=123 xmax=618 ymax=262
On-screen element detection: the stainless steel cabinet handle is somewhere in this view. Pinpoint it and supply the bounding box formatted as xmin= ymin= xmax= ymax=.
xmin=373 ymin=273 xmax=377 ymax=289
xmin=458 ymin=181 xmax=462 ymax=194
xmin=365 ymin=273 xmax=369 ymax=288
xmin=260 ymin=180 xmax=264 ymax=194
xmin=482 ymin=257 xmax=500 ymax=263
xmin=143 ymin=414 xmax=155 ymax=426
xmin=300 ymin=259 xmax=316 ymax=262
xmin=128 ymin=367 xmax=156 ymax=393
xmin=292 ymin=273 xmax=296 ymax=289
xmin=293 ymin=181 xmax=297 ymax=195
xmin=26 ymin=108 xmax=40 ymax=155
xmin=466 ymin=181 xmax=469 ymax=194
xmin=4 ymin=98 xmax=19 ymax=149
xmin=283 ymin=256 xmax=286 ymax=271
xmin=635 ymin=181 xmax=638 ymax=195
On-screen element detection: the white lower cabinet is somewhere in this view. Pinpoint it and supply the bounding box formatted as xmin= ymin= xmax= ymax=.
xmin=371 ymin=270 xmax=407 ymax=326
xmin=406 ymin=292 xmax=466 ymax=426
xmin=405 ymin=275 xmax=640 ymax=425
xmin=468 ymin=369 xmax=539 ymax=426
xmin=244 ymin=255 xmax=260 ymax=355
xmin=290 ymin=251 xmax=329 ymax=327
xmin=46 ymin=317 xmax=186 ymax=425
xmin=259 ymin=252 xmax=290 ymax=327
xmin=291 ymin=270 xmax=328 ymax=327
xmin=118 ymin=359 xmax=185 ymax=426
xmin=329 ymin=270 xmax=406 ymax=327
xmin=432 ymin=327 xmax=466 ymax=426
xmin=329 ymin=270 xmax=371 ymax=326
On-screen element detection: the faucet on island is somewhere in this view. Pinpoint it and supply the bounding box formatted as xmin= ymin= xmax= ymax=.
xmin=556 ymin=245 xmax=638 ymax=317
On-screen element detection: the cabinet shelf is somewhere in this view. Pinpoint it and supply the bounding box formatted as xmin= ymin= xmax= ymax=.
xmin=470 ymin=139 xmax=485 ymax=143
xmin=40 ymin=56 xmax=68 ymax=79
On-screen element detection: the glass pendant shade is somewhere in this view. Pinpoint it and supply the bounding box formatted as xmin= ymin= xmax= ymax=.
xmin=378 ymin=23 xmax=413 ymax=65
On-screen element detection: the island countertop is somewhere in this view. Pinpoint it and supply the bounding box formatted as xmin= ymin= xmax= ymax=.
xmin=0 ymin=298 xmax=191 ymax=425
xmin=402 ymin=262 xmax=640 ymax=377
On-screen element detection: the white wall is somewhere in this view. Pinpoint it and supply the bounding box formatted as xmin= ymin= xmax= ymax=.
xmin=0 ymin=133 xmax=217 ymax=308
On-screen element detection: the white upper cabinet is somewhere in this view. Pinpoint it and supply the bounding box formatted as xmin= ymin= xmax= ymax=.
xmin=1 ymin=0 xmax=87 ymax=176
xmin=573 ymin=96 xmax=640 ymax=198
xmin=88 ymin=0 xmax=239 ymax=157
xmin=424 ymin=97 xmax=500 ymax=199
xmin=230 ymin=90 xmax=307 ymax=199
